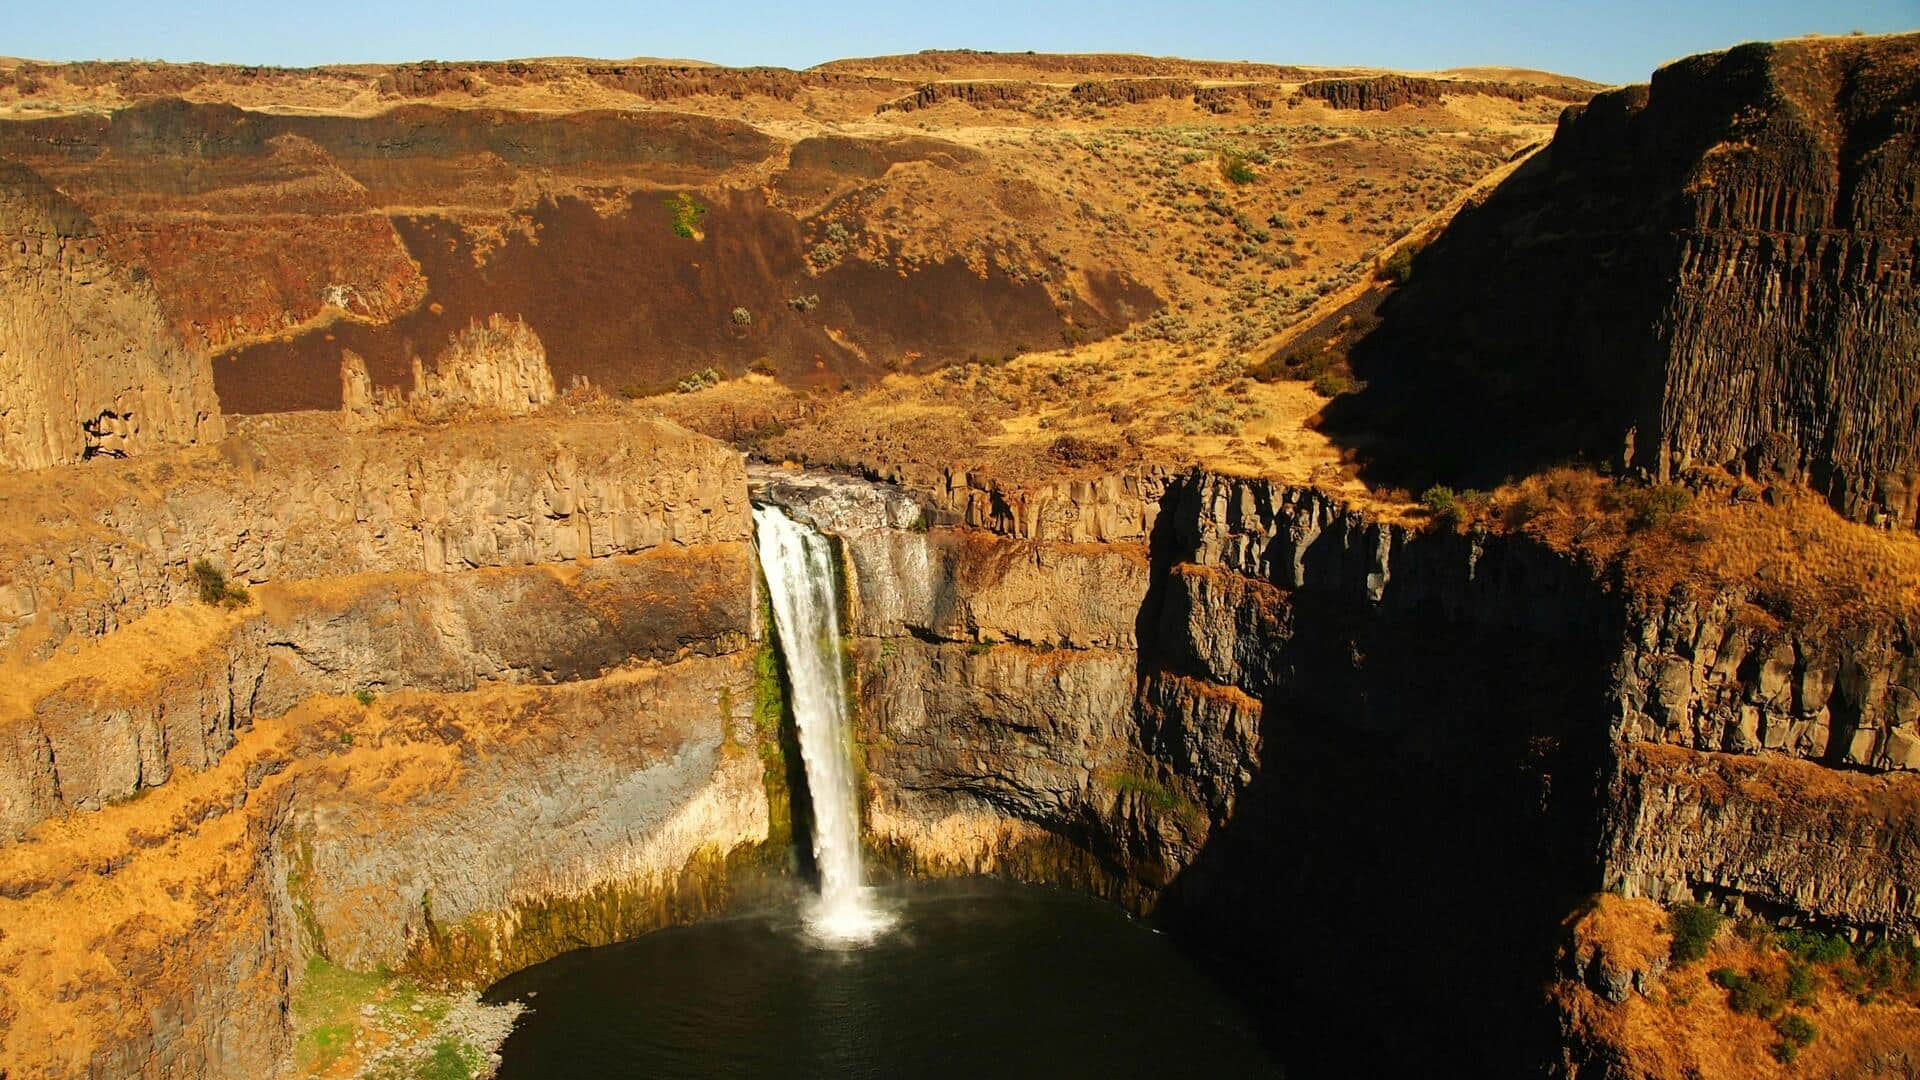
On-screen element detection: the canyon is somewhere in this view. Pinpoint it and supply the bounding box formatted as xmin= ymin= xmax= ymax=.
xmin=0 ymin=30 xmax=1916 ymax=1080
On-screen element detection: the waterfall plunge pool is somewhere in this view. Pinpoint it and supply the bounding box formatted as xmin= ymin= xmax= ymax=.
xmin=482 ymin=876 xmax=1283 ymax=1078
xmin=482 ymin=490 xmax=1277 ymax=1077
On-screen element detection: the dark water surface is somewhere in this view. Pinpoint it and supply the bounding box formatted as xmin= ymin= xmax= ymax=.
xmin=484 ymin=878 xmax=1284 ymax=1078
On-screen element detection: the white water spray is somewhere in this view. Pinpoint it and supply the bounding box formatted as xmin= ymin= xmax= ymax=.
xmin=753 ymin=504 xmax=895 ymax=946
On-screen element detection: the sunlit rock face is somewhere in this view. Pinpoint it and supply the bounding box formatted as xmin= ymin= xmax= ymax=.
xmin=0 ymin=411 xmax=772 ymax=1077
xmin=0 ymin=162 xmax=223 ymax=471
xmin=341 ymin=314 xmax=556 ymax=432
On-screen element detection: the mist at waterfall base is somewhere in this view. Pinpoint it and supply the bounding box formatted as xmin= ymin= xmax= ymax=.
xmin=484 ymin=878 xmax=1284 ymax=1078
xmin=752 ymin=504 xmax=894 ymax=945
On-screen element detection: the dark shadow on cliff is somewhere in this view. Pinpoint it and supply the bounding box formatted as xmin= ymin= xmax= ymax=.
xmin=1314 ymin=139 xmax=1668 ymax=493
xmin=1310 ymin=64 xmax=1778 ymax=493
xmin=1138 ymin=479 xmax=1622 ymax=1077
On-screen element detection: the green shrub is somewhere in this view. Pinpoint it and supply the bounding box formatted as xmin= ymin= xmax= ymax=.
xmin=1421 ymin=485 xmax=1457 ymax=518
xmin=1771 ymin=1012 xmax=1817 ymax=1063
xmin=1780 ymin=929 xmax=1851 ymax=965
xmin=353 ymin=689 xmax=376 ymax=708
xmin=1786 ymin=959 xmax=1818 ymax=1005
xmin=1610 ymin=481 xmax=1693 ymax=531
xmin=675 ymin=367 xmax=722 ymax=394
xmin=417 ymin=1036 xmax=484 ymax=1080
xmin=1311 ymin=370 xmax=1352 ymax=397
xmin=192 ymin=558 xmax=226 ymax=603
xmin=1668 ymin=901 xmax=1724 ymax=964
xmin=1101 ymin=769 xmax=1204 ymax=828
xmin=665 ymin=192 xmax=706 ymax=238
xmin=1712 ymin=967 xmax=1784 ymax=1018
xmin=1218 ymin=152 xmax=1257 ymax=185
xmin=1857 ymin=937 xmax=1920 ymax=992
xmin=1379 ymin=245 xmax=1417 ymax=285
xmin=190 ymin=559 xmax=251 ymax=608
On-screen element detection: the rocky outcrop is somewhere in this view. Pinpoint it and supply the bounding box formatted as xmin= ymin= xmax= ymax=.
xmin=374 ymin=60 xmax=890 ymax=102
xmin=765 ymin=464 xmax=1149 ymax=645
xmin=1333 ymin=34 xmax=1920 ymax=529
xmin=876 ymin=81 xmax=1037 ymax=113
xmin=1604 ymin=744 xmax=1920 ymax=928
xmin=1067 ymin=78 xmax=1195 ymax=107
xmin=0 ymin=413 xmax=746 ymax=656
xmin=1192 ymin=84 xmax=1278 ymax=113
xmin=1295 ymin=74 xmax=1589 ymax=111
xmin=805 ymin=461 xmax=1920 ymax=1076
xmin=1612 ymin=589 xmax=1920 ymax=770
xmin=1297 ymin=74 xmax=1454 ymax=111
xmin=862 ymin=641 xmax=1139 ymax=829
xmin=341 ymin=314 xmax=556 ymax=430
xmin=0 ymin=652 xmax=772 ymax=1078
xmin=0 ymin=161 xmax=223 ymax=470
xmin=297 ymin=657 xmax=770 ymax=984
xmin=818 ymin=49 xmax=1347 ymax=82
xmin=0 ymin=543 xmax=753 ymax=838
xmin=851 ymin=461 xmax=1173 ymax=542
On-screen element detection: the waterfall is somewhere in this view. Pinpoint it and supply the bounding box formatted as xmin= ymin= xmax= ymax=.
xmin=752 ymin=504 xmax=894 ymax=945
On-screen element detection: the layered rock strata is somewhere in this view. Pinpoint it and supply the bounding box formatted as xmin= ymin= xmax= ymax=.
xmin=794 ymin=464 xmax=1920 ymax=1076
xmin=0 ymin=413 xmax=743 ymax=656
xmin=0 ymin=415 xmax=778 ymax=1078
xmin=0 ymin=161 xmax=223 ymax=470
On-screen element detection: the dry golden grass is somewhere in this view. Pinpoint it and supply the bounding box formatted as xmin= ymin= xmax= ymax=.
xmin=1560 ymin=894 xmax=1920 ymax=1080
xmin=1426 ymin=467 xmax=1920 ymax=631
xmin=0 ymin=654 xmax=741 ymax=1070
xmin=644 ymin=337 xmax=1370 ymax=496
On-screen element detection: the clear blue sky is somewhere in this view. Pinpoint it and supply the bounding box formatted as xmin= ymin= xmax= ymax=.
xmin=9 ymin=0 xmax=1917 ymax=85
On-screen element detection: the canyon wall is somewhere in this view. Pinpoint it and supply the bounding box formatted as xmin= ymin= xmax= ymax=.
xmin=0 ymin=412 xmax=742 ymax=657
xmin=1333 ymin=34 xmax=1920 ymax=529
xmin=1294 ymin=73 xmax=1589 ymax=111
xmin=0 ymin=99 xmax=1158 ymax=414
xmin=0 ymin=161 xmax=223 ymax=470
xmin=0 ymin=414 xmax=782 ymax=1078
xmin=808 ymin=463 xmax=1920 ymax=1076
xmin=11 ymin=445 xmax=1908 ymax=1077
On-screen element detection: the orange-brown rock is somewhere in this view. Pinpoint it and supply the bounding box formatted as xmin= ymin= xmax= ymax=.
xmin=876 ymin=80 xmax=1038 ymax=113
xmin=0 ymin=162 xmax=223 ymax=469
xmin=0 ymin=412 xmax=748 ymax=657
xmin=340 ymin=314 xmax=556 ymax=430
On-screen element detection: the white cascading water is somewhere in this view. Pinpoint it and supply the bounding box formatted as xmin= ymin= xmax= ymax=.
xmin=752 ymin=504 xmax=895 ymax=946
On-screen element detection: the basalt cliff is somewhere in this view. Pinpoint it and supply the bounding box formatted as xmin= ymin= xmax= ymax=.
xmin=1330 ymin=35 xmax=1920 ymax=530
xmin=0 ymin=32 xmax=1916 ymax=1080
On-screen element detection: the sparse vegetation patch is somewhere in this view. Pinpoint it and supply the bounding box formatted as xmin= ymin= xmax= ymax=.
xmin=665 ymin=192 xmax=707 ymax=239
xmin=190 ymin=559 xmax=251 ymax=608
xmin=1668 ymin=902 xmax=1724 ymax=964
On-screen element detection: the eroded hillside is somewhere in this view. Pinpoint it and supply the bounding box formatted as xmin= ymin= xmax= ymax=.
xmin=0 ymin=50 xmax=1575 ymax=429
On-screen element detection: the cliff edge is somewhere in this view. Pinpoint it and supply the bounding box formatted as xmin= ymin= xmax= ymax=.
xmin=1331 ymin=33 xmax=1920 ymax=529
